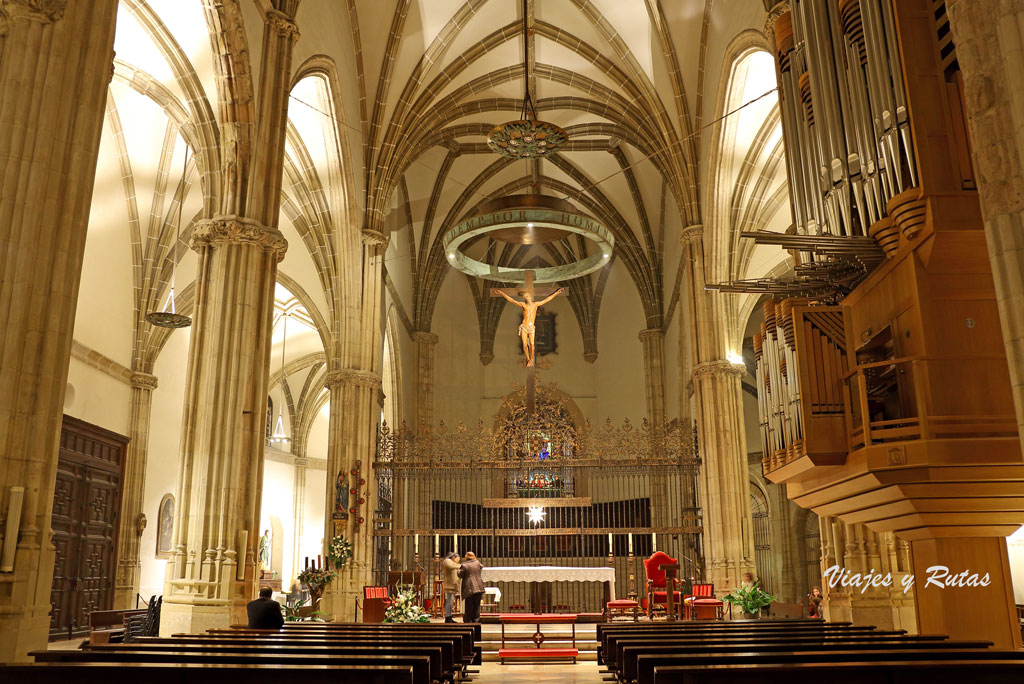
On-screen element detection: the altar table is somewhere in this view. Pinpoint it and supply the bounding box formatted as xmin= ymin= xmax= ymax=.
xmin=481 ymin=566 xmax=615 ymax=614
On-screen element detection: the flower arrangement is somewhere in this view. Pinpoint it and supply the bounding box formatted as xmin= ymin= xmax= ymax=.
xmin=297 ymin=565 xmax=337 ymax=590
xmin=327 ymin=535 xmax=353 ymax=570
xmin=383 ymin=584 xmax=430 ymax=623
xmin=722 ymin=580 xmax=775 ymax=618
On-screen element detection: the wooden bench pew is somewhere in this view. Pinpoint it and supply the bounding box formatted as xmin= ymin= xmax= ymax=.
xmin=154 ymin=635 xmax=458 ymax=680
xmin=200 ymin=629 xmax=467 ymax=672
xmin=634 ymin=647 xmax=1024 ymax=684
xmin=33 ymin=649 xmax=434 ymax=684
xmin=270 ymin=621 xmax=482 ymax=663
xmin=87 ymin=609 xmax=147 ymax=645
xmin=0 ymin=662 xmax=414 ymax=684
xmin=650 ymin=659 xmax=1024 ymax=684
xmin=48 ymin=642 xmax=440 ymax=684
xmin=604 ymin=628 xmax=917 ymax=670
xmin=596 ymin=618 xmax=837 ymax=640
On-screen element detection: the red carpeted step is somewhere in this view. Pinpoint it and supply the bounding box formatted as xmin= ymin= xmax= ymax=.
xmin=499 ymin=648 xmax=579 ymax=659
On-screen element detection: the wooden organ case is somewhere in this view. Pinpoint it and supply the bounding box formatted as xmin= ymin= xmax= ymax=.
xmin=753 ymin=0 xmax=1024 ymax=648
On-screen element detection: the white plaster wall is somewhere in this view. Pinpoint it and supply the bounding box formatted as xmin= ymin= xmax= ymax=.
xmin=138 ymin=327 xmax=190 ymax=599
xmin=260 ymin=458 xmax=296 ymax=586
xmin=430 ymin=259 xmax=647 ymax=427
xmin=64 ymin=361 xmax=131 ymax=436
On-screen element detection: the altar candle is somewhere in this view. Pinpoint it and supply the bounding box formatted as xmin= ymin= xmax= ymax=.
xmin=414 ymin=533 xmax=419 ymax=553
xmin=628 ymin=533 xmax=633 ymax=553
xmin=318 ymin=554 xmax=322 ymax=569
xmin=305 ymin=556 xmax=309 ymax=570
xmin=434 ymin=533 xmax=439 ymax=554
xmin=454 ymin=533 xmax=458 ymax=552
xmin=608 ymin=533 xmax=613 ymax=554
xmin=652 ymin=533 xmax=657 ymax=551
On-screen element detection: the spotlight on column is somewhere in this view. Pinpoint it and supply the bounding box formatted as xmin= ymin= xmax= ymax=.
xmin=727 ymin=350 xmax=744 ymax=365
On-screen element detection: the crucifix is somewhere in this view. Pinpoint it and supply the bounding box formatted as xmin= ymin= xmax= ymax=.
xmin=491 ymin=270 xmax=565 ymax=413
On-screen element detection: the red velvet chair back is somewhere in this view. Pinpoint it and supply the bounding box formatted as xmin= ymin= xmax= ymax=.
xmin=691 ymin=583 xmax=714 ymax=598
xmin=643 ymin=551 xmax=677 ymax=589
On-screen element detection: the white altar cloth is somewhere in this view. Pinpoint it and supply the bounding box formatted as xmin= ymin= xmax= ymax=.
xmin=481 ymin=565 xmax=615 ymax=600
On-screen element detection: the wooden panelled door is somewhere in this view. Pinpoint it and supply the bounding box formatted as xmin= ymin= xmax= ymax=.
xmin=49 ymin=416 xmax=128 ymax=640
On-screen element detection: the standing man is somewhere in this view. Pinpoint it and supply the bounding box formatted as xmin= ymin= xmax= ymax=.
xmin=247 ymin=587 xmax=284 ymax=629
xmin=459 ymin=552 xmax=485 ymax=623
xmin=443 ymin=553 xmax=462 ymax=623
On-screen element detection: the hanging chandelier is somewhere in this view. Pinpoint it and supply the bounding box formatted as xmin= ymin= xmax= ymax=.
xmin=146 ymin=138 xmax=192 ymax=329
xmin=269 ymin=312 xmax=291 ymax=445
xmin=487 ymin=0 xmax=567 ymax=159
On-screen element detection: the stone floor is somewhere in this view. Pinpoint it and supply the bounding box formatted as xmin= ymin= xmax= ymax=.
xmin=477 ymin=662 xmax=604 ymax=683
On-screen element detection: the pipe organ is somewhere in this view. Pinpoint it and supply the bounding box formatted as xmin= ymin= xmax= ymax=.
xmin=755 ymin=0 xmax=1024 ymax=648
xmin=754 ymin=299 xmax=848 ymax=475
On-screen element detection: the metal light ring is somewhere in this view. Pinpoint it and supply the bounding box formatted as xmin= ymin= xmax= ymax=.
xmin=145 ymin=311 xmax=192 ymax=328
xmin=442 ymin=205 xmax=614 ymax=284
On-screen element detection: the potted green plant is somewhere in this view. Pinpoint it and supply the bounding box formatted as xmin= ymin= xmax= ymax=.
xmin=722 ymin=580 xmax=775 ymax=619
xmin=285 ymin=596 xmax=328 ymax=622
xmin=297 ymin=565 xmax=337 ymax=613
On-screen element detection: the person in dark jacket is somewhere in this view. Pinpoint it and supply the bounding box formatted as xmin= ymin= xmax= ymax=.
xmin=458 ymin=551 xmax=485 ymax=623
xmin=247 ymin=586 xmax=284 ymax=629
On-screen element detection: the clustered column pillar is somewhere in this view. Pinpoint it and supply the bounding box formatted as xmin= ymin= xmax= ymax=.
xmin=322 ymin=368 xmax=382 ymax=621
xmin=0 ymin=0 xmax=118 ymax=661
xmin=161 ymin=3 xmax=300 ymax=634
xmin=412 ymin=330 xmax=439 ymax=433
xmin=682 ymin=224 xmax=756 ymax=595
xmin=114 ymin=371 xmax=159 ymax=608
xmin=638 ymin=328 xmax=667 ymax=427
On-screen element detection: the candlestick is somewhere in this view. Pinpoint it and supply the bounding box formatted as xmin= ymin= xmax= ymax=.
xmin=608 ymin=532 xmax=613 ymax=554
xmin=652 ymin=532 xmax=656 ymax=551
xmin=318 ymin=554 xmax=321 ymax=569
xmin=305 ymin=556 xmax=309 ymax=570
xmin=434 ymin=533 xmax=439 ymax=554
xmin=453 ymin=533 xmax=458 ymax=553
xmin=628 ymin=533 xmax=633 ymax=553
xmin=414 ymin=533 xmax=419 ymax=553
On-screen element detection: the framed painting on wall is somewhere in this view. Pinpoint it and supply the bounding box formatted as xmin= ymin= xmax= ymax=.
xmin=156 ymin=493 xmax=174 ymax=558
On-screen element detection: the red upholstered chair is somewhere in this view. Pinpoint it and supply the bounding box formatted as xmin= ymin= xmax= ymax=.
xmin=683 ymin=583 xmax=724 ymax=620
xmin=643 ymin=551 xmax=682 ymax=619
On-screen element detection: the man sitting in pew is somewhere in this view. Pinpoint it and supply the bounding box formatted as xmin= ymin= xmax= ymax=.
xmin=247 ymin=587 xmax=284 ymax=629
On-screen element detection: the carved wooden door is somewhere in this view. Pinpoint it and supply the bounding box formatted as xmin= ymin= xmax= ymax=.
xmin=48 ymin=416 xmax=127 ymax=640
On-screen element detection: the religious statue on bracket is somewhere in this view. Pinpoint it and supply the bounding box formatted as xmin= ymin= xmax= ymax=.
xmin=334 ymin=470 xmax=349 ymax=521
xmin=258 ymin=528 xmax=272 ymax=577
xmin=492 ymin=286 xmax=565 ymax=366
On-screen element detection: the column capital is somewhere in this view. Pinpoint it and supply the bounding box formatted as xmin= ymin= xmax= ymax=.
xmin=190 ymin=215 xmax=288 ymax=259
xmin=265 ymin=8 xmax=299 ymax=39
xmin=692 ymin=359 xmax=745 ymax=380
xmin=361 ymin=228 xmax=388 ymax=247
xmin=324 ymin=368 xmax=382 ymax=390
xmin=412 ymin=330 xmax=439 ymax=346
xmin=763 ymin=1 xmax=789 ymax=37
xmin=681 ymin=224 xmax=704 ymax=244
xmin=3 ymin=0 xmax=66 ymax=22
xmin=638 ymin=327 xmax=665 ymax=342
xmin=129 ymin=371 xmax=159 ymax=390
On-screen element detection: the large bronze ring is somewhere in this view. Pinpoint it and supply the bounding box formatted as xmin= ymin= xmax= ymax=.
xmin=441 ymin=195 xmax=614 ymax=284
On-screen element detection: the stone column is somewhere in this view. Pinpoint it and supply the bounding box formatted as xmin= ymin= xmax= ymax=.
xmin=161 ymin=5 xmax=299 ymax=634
xmin=412 ymin=330 xmax=438 ymax=433
xmin=682 ymin=225 xmax=756 ymax=595
xmin=0 ymin=0 xmax=117 ymax=661
xmin=291 ymin=456 xmax=307 ymax=583
xmin=947 ymin=1 xmax=1024 ymax=459
xmin=114 ymin=371 xmax=159 ymax=608
xmin=638 ymin=328 xmax=667 ymax=426
xmin=322 ymin=368 xmax=382 ymax=621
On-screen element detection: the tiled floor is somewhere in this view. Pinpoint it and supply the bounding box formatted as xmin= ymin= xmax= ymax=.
xmin=477 ymin=662 xmax=604 ymax=683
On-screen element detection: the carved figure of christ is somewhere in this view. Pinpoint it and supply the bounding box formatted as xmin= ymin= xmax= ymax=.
xmin=491 ymin=271 xmax=565 ymax=366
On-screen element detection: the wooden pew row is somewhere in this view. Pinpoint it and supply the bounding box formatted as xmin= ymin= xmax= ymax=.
xmin=39 ymin=644 xmax=438 ymax=684
xmin=603 ymin=627 xmax=910 ymax=669
xmin=636 ymin=648 xmax=1024 ymax=684
xmin=613 ymin=635 xmax=959 ymax=682
xmin=215 ymin=626 xmax=475 ymax=663
xmin=34 ymin=649 xmax=434 ymax=684
xmin=0 ymin=662 xmax=413 ymax=684
xmin=651 ymin=660 xmax=1024 ymax=684
xmin=596 ymin=621 xmax=866 ymax=662
xmin=596 ymin=618 xmax=837 ymax=640
xmin=155 ymin=635 xmax=458 ymax=681
xmin=280 ymin=621 xmax=483 ymax=643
